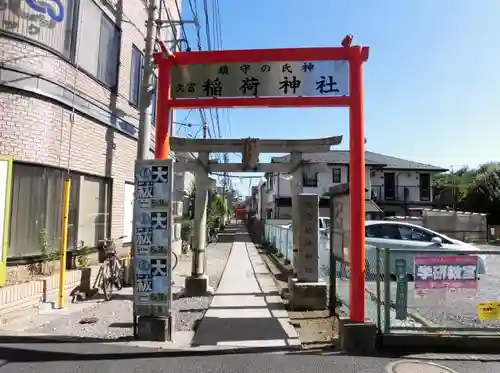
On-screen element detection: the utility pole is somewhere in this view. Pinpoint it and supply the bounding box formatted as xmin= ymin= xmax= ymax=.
xmin=450 ymin=165 xmax=457 ymax=211
xmin=203 ymin=121 xmax=208 ymax=139
xmin=222 ymin=153 xmax=229 ymax=225
xmin=137 ymin=0 xmax=157 ymax=160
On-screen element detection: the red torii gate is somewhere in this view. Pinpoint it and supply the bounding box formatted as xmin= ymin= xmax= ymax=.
xmin=153 ymin=35 xmax=369 ymax=323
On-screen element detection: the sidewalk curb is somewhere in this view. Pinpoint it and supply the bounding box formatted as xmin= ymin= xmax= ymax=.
xmin=267 ymin=252 xmax=293 ymax=276
xmin=0 ymin=330 xmax=303 ymax=356
xmin=183 ymin=343 xmax=302 ymax=356
xmin=259 ymin=251 xmax=288 ymax=295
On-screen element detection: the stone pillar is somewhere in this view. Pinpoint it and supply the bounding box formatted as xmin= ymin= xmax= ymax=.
xmin=290 ymin=193 xmax=327 ymax=311
xmin=297 ymin=193 xmax=319 ymax=282
xmin=290 ymin=151 xmax=302 ymax=275
xmin=184 ymin=152 xmax=212 ymax=296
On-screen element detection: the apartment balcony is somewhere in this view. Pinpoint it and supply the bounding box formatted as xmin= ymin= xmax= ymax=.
xmin=370 ymin=185 xmax=432 ymax=203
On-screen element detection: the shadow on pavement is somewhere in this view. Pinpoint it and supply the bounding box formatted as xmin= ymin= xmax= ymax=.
xmin=217 ymin=228 xmax=250 ymax=243
xmin=0 ymin=335 xmax=469 ymax=364
xmin=192 ymin=317 xmax=292 ymax=346
xmin=0 ymin=334 xmax=493 ymax=363
xmin=109 ymin=322 xmax=134 ymax=328
xmin=284 ymin=344 xmax=500 ymax=361
xmin=0 ymin=334 xmax=133 ymax=344
xmin=0 ymin=341 xmax=183 ymax=363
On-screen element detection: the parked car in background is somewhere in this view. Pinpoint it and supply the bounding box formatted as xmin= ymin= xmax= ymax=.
xmin=319 ymin=217 xmax=330 ymax=237
xmin=364 ymin=220 xmax=487 ymax=279
xmin=280 ymin=216 xmax=330 ymax=237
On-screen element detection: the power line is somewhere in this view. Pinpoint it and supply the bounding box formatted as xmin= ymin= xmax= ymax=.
xmin=210 ymin=0 xmax=228 ymax=196
xmin=202 ymin=0 xmax=212 ymax=50
xmin=188 ymin=0 xmax=203 ymax=51
xmin=203 ymin=0 xmax=223 ymax=165
xmin=159 ymin=0 xmax=178 ymax=49
xmin=173 ymin=0 xmax=191 ymax=51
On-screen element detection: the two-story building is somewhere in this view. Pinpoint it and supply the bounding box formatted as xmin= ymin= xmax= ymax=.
xmin=0 ymin=0 xmax=188 ymax=260
xmin=261 ymin=151 xmax=448 ymax=219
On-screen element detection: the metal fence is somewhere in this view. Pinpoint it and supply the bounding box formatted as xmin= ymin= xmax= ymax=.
xmin=372 ymin=246 xmax=500 ymax=335
xmin=263 ymin=224 xmax=293 ymax=263
xmin=264 ymin=221 xmax=500 ymax=335
xmin=263 ymin=222 xmax=379 ymax=323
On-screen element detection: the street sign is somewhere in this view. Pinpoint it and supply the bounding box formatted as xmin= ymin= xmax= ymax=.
xmin=414 ymin=255 xmax=478 ymax=291
xmin=171 ymin=60 xmax=349 ymax=99
xmin=133 ymin=159 xmax=174 ymax=318
xmin=394 ymin=258 xmax=408 ymax=320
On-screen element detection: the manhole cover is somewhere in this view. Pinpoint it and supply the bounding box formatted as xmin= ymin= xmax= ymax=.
xmin=387 ymin=360 xmax=459 ymax=373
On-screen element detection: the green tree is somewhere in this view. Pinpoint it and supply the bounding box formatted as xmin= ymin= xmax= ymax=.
xmin=186 ymin=181 xmax=227 ymax=229
xmin=433 ymin=162 xmax=500 ymax=222
xmin=207 ymin=193 xmax=227 ymax=230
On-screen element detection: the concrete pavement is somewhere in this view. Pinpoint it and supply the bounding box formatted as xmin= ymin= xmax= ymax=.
xmin=192 ymin=227 xmax=300 ymax=348
xmin=0 ymin=224 xmax=299 ymax=353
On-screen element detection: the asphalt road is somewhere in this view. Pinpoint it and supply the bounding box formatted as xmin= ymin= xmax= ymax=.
xmin=0 ymin=340 xmax=497 ymax=373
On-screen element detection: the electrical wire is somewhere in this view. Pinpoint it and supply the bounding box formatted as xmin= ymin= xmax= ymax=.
xmin=211 ymin=0 xmax=230 ymax=194
xmin=66 ymin=13 xmax=85 ymax=174
xmin=173 ymin=0 xmax=190 ymax=51
xmin=188 ymin=0 xmax=203 ymax=51
xmin=202 ymin=0 xmax=212 ymax=50
xmin=205 ymin=0 xmax=224 ymax=164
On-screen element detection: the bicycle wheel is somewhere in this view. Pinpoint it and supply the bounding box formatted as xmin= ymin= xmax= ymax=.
xmin=102 ymin=261 xmax=113 ymax=301
xmin=171 ymin=252 xmax=178 ymax=271
xmin=113 ymin=258 xmax=124 ymax=291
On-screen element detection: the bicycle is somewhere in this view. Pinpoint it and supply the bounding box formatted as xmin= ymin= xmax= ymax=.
xmin=207 ymin=226 xmax=219 ymax=244
xmin=95 ymin=235 xmax=126 ymax=301
xmin=171 ymin=250 xmax=179 ymax=271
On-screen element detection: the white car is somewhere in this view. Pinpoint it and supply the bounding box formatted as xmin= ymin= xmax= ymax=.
xmin=281 ymin=217 xmax=330 ymax=236
xmin=365 ymin=220 xmax=487 ymax=279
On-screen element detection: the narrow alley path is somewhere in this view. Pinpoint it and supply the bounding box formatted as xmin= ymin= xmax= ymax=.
xmin=192 ymin=226 xmax=299 ymax=348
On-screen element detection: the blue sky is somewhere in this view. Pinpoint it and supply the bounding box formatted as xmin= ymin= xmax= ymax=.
xmin=176 ymin=0 xmax=500 ymax=195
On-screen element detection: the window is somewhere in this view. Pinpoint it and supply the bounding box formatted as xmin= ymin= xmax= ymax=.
xmin=9 ymin=163 xmax=111 ymax=258
xmin=332 ymin=167 xmax=341 ymax=183
xmin=384 ymin=172 xmax=396 ymax=200
xmin=129 ymin=45 xmax=144 ymax=106
xmin=366 ymin=224 xmax=399 ymax=239
xmin=77 ymin=0 xmax=121 ymax=88
xmin=9 ymin=164 xmax=78 ymax=257
xmin=97 ymin=14 xmax=120 ymax=87
xmin=397 ymin=225 xmax=433 ymax=242
xmin=302 ymin=171 xmax=318 ymax=187
xmin=419 ymin=173 xmax=431 ymax=201
xmin=76 ymin=175 xmax=111 ymax=248
xmin=0 ymin=0 xmax=78 ymax=58
xmin=267 ymin=173 xmax=274 ymax=189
